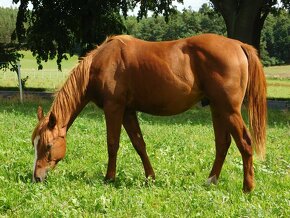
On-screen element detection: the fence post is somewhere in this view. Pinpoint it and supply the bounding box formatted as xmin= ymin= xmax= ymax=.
xmin=17 ymin=62 xmax=23 ymax=103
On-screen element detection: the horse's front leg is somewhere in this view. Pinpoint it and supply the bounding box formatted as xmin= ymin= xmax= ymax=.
xmin=123 ymin=110 xmax=155 ymax=180
xmin=103 ymin=101 xmax=125 ymax=181
xmin=207 ymin=109 xmax=231 ymax=185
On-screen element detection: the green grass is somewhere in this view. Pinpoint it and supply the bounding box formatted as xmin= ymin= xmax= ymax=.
xmin=0 ymin=99 xmax=289 ymax=217
xmin=0 ymin=51 xmax=290 ymax=98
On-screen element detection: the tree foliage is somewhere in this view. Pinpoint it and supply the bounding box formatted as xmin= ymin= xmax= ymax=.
xmin=12 ymin=0 xmax=130 ymax=69
xmin=261 ymin=11 xmax=290 ymax=65
xmin=0 ymin=7 xmax=18 ymax=43
xmin=126 ymin=5 xmax=226 ymax=41
xmin=12 ymin=0 xmax=183 ymax=69
xmin=0 ymin=7 xmax=23 ymax=72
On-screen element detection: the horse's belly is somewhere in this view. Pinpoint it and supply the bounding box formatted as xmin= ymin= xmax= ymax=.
xmin=131 ymin=88 xmax=203 ymax=116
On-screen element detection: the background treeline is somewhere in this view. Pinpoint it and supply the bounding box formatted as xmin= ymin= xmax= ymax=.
xmin=0 ymin=5 xmax=289 ymax=66
xmin=0 ymin=7 xmax=18 ymax=44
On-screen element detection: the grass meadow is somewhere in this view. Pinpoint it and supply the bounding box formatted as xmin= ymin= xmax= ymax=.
xmin=0 ymin=98 xmax=289 ymax=217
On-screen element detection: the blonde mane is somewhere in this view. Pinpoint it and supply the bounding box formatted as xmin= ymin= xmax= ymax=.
xmin=49 ymin=38 xmax=113 ymax=125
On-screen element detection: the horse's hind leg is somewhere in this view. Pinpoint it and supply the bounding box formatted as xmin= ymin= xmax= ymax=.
xmin=209 ymin=109 xmax=254 ymax=192
xmin=123 ymin=110 xmax=155 ymax=179
xmin=103 ymin=101 xmax=125 ymax=181
xmin=228 ymin=112 xmax=254 ymax=192
xmin=207 ymin=110 xmax=231 ymax=185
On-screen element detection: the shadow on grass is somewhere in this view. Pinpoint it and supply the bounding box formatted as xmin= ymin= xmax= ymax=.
xmin=0 ymin=86 xmax=47 ymax=92
xmin=62 ymin=171 xmax=158 ymax=189
xmin=17 ymin=171 xmax=34 ymax=184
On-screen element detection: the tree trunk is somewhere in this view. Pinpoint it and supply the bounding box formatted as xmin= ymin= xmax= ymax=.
xmin=211 ymin=0 xmax=269 ymax=52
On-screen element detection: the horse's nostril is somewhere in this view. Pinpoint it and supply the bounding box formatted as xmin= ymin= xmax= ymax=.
xmin=34 ymin=177 xmax=41 ymax=182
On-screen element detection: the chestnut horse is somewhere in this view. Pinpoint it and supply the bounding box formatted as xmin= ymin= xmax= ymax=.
xmin=32 ymin=34 xmax=266 ymax=192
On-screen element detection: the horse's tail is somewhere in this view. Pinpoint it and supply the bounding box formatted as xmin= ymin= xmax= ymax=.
xmin=241 ymin=43 xmax=267 ymax=159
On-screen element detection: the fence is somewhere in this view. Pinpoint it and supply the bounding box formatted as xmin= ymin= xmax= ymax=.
xmin=0 ymin=65 xmax=70 ymax=102
xmin=0 ymin=68 xmax=70 ymax=89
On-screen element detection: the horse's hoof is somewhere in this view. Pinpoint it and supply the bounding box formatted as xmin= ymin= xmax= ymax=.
xmin=206 ymin=175 xmax=218 ymax=186
xmin=104 ymin=176 xmax=115 ymax=184
xmin=243 ymin=184 xmax=255 ymax=193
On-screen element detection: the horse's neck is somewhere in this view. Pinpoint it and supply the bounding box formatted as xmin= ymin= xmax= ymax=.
xmin=62 ymin=96 xmax=89 ymax=131
xmin=51 ymin=89 xmax=89 ymax=132
xmin=50 ymin=62 xmax=91 ymax=131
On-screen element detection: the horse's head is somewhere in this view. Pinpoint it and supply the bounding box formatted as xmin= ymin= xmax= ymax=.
xmin=32 ymin=106 xmax=66 ymax=182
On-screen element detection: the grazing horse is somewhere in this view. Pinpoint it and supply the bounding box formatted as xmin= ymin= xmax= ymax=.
xmin=32 ymin=34 xmax=267 ymax=192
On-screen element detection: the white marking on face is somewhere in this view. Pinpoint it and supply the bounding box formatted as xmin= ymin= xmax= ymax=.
xmin=33 ymin=135 xmax=40 ymax=178
xmin=137 ymin=133 xmax=141 ymax=138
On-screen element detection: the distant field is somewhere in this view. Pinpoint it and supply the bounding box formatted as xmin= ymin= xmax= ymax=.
xmin=264 ymin=65 xmax=290 ymax=78
xmin=0 ymin=51 xmax=289 ymax=98
xmin=265 ymin=65 xmax=290 ymax=99
xmin=18 ymin=50 xmax=79 ymax=70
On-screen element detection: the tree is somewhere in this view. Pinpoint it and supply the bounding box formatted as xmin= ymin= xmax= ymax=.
xmin=210 ymin=0 xmax=290 ymax=51
xmin=198 ymin=4 xmax=226 ymax=35
xmin=124 ymin=7 xmax=225 ymax=41
xmin=13 ymin=0 xmax=183 ymax=69
xmin=0 ymin=7 xmax=18 ymax=44
xmin=0 ymin=44 xmax=23 ymax=72
xmin=271 ymin=11 xmax=290 ymax=63
xmin=0 ymin=7 xmax=22 ymax=72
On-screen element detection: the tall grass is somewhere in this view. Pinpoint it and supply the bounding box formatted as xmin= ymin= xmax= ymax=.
xmin=0 ymin=99 xmax=289 ymax=217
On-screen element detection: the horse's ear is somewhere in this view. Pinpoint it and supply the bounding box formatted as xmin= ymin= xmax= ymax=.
xmin=48 ymin=112 xmax=57 ymax=129
xmin=37 ymin=106 xmax=44 ymax=121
